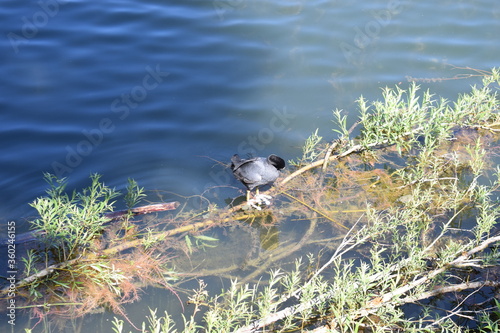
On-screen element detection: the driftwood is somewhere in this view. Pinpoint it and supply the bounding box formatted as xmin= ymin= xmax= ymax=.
xmin=102 ymin=201 xmax=180 ymax=218
xmin=1 ymin=202 xmax=180 ymax=245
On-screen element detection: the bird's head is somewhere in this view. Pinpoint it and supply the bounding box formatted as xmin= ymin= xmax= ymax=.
xmin=268 ymin=155 xmax=285 ymax=170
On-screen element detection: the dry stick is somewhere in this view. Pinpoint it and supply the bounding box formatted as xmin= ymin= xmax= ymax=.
xmin=279 ymin=142 xmax=370 ymax=187
xmin=103 ymin=202 xmax=180 ymax=219
xmin=321 ymin=120 xmax=360 ymax=172
xmin=422 ymin=284 xmax=484 ymax=330
xmin=233 ymin=234 xmax=500 ymax=333
xmin=365 ymin=237 xmax=500 ymax=306
xmin=400 ymin=280 xmax=500 ymax=305
xmin=321 ymin=140 xmax=340 ymax=172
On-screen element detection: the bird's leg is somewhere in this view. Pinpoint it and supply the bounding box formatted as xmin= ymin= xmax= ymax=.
xmin=249 ymin=187 xmax=272 ymax=209
xmin=246 ymin=190 xmax=251 ymax=202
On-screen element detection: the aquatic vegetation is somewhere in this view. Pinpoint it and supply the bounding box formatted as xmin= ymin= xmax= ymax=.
xmin=30 ymin=173 xmax=119 ymax=259
xmin=8 ymin=68 xmax=500 ymax=332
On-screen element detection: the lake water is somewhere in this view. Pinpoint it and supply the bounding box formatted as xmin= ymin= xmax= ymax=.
xmin=1 ymin=0 xmax=499 ymax=331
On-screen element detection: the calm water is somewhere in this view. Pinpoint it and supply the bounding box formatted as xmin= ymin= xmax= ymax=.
xmin=1 ymin=0 xmax=499 ymax=331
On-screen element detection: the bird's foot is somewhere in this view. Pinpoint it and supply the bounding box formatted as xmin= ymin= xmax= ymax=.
xmin=246 ymin=193 xmax=273 ymax=210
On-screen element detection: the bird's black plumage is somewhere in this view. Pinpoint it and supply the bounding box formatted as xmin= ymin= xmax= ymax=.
xmin=231 ymin=154 xmax=285 ymax=192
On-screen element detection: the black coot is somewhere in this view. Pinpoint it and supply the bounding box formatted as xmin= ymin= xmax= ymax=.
xmin=231 ymin=154 xmax=285 ymax=201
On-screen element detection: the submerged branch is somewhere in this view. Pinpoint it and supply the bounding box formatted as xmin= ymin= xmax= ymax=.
xmin=1 ymin=211 xmax=265 ymax=295
xmin=278 ymin=126 xmax=423 ymax=187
